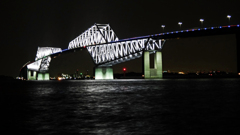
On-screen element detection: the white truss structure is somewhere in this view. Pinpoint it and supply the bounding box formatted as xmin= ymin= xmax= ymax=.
xmin=27 ymin=47 xmax=62 ymax=72
xmin=27 ymin=23 xmax=165 ymax=72
xmin=68 ymin=23 xmax=119 ymax=49
xmin=87 ymin=38 xmax=166 ymax=67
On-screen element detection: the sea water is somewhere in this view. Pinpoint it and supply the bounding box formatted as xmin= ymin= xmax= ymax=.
xmin=1 ymin=79 xmax=240 ymax=134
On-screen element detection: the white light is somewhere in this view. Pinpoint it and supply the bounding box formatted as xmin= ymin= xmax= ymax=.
xmin=161 ymin=25 xmax=165 ymax=28
xmin=178 ymin=22 xmax=182 ymax=25
xmin=200 ymin=19 xmax=204 ymax=22
xmin=227 ymin=15 xmax=231 ymax=19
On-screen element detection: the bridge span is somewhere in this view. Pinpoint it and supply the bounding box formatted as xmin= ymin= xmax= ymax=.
xmin=20 ymin=23 xmax=240 ymax=80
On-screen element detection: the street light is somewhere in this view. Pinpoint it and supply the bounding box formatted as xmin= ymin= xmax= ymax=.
xmin=178 ymin=22 xmax=182 ymax=30
xmin=161 ymin=25 xmax=165 ymax=32
xmin=200 ymin=19 xmax=204 ymax=27
xmin=227 ymin=15 xmax=231 ymax=24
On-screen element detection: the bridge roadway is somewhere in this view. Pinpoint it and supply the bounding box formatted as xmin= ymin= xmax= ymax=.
xmin=48 ymin=24 xmax=240 ymax=63
xmin=48 ymin=24 xmax=240 ymax=57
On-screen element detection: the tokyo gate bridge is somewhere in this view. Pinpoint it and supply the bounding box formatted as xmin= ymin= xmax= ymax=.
xmin=20 ymin=23 xmax=240 ymax=80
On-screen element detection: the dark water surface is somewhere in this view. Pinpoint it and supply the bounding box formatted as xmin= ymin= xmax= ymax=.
xmin=1 ymin=79 xmax=240 ymax=134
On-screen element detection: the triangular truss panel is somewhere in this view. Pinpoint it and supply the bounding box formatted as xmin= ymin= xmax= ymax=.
xmin=68 ymin=23 xmax=119 ymax=49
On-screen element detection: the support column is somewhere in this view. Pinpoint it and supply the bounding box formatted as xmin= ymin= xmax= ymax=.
xmin=144 ymin=51 xmax=163 ymax=79
xmin=95 ymin=67 xmax=113 ymax=79
xmin=27 ymin=70 xmax=37 ymax=80
xmin=144 ymin=51 xmax=150 ymax=78
xmin=37 ymin=73 xmax=50 ymax=80
xmin=155 ymin=51 xmax=163 ymax=78
xmin=236 ymin=32 xmax=240 ymax=73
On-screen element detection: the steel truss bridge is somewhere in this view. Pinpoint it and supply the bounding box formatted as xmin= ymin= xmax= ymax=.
xmin=21 ymin=23 xmax=240 ymax=80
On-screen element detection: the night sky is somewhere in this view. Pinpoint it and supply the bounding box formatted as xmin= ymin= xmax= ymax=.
xmin=1 ymin=0 xmax=240 ymax=77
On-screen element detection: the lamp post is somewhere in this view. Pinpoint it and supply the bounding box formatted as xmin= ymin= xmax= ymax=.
xmin=200 ymin=19 xmax=204 ymax=28
xmin=227 ymin=15 xmax=231 ymax=24
xmin=161 ymin=25 xmax=165 ymax=32
xmin=178 ymin=22 xmax=182 ymax=30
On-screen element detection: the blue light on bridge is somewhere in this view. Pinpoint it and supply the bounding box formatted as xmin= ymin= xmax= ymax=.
xmin=228 ymin=25 xmax=231 ymax=28
xmin=237 ymin=25 xmax=239 ymax=27
xmin=192 ymin=29 xmax=194 ymax=31
xmin=198 ymin=28 xmax=201 ymax=30
xmin=219 ymin=26 xmax=222 ymax=28
xmin=211 ymin=27 xmax=214 ymax=29
xmin=176 ymin=31 xmax=178 ymax=33
xmin=204 ymin=28 xmax=207 ymax=30
xmin=171 ymin=32 xmax=173 ymax=34
xmin=167 ymin=32 xmax=169 ymax=34
xmin=186 ymin=30 xmax=189 ymax=32
xmin=181 ymin=30 xmax=183 ymax=32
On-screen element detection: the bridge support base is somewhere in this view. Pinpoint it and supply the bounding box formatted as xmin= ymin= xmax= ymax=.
xmin=37 ymin=73 xmax=50 ymax=80
xmin=95 ymin=67 xmax=113 ymax=79
xmin=27 ymin=70 xmax=37 ymax=80
xmin=144 ymin=51 xmax=162 ymax=79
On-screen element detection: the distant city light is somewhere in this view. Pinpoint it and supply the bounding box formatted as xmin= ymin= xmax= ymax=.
xmin=123 ymin=68 xmax=126 ymax=71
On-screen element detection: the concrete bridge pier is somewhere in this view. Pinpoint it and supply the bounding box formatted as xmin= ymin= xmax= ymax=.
xmin=27 ymin=70 xmax=37 ymax=80
xmin=144 ymin=51 xmax=163 ymax=79
xmin=37 ymin=72 xmax=50 ymax=80
xmin=95 ymin=67 xmax=113 ymax=79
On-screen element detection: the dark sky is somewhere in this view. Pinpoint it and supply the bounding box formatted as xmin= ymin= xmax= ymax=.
xmin=1 ymin=0 xmax=240 ymax=77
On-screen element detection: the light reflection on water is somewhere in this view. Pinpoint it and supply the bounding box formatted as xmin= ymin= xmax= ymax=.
xmin=2 ymin=79 xmax=240 ymax=134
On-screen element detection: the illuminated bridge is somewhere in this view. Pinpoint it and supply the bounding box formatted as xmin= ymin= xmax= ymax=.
xmin=20 ymin=23 xmax=240 ymax=80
